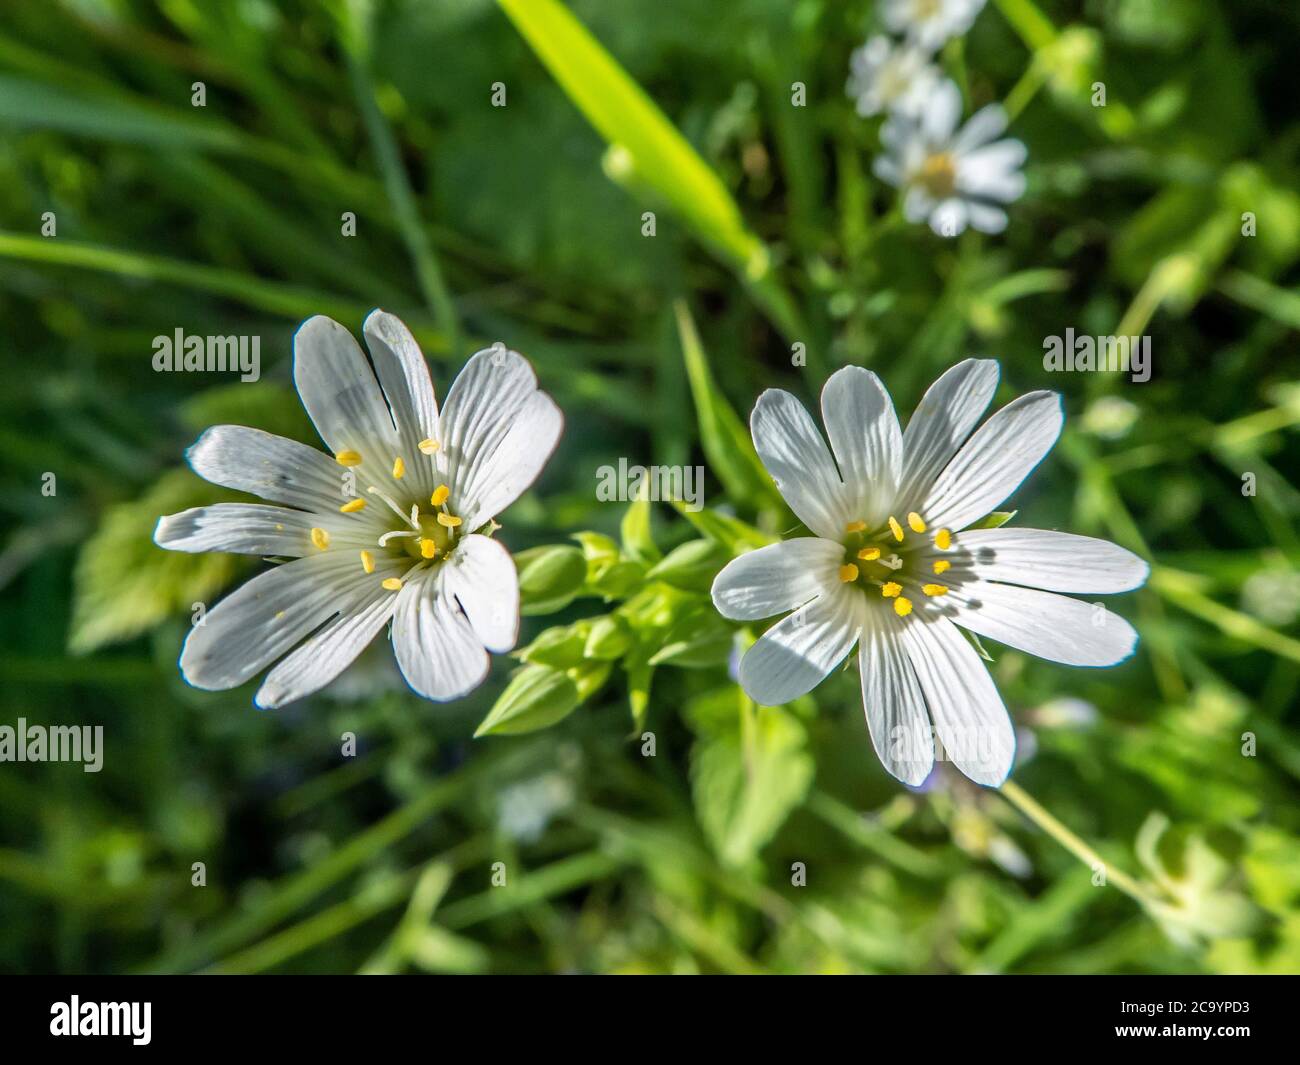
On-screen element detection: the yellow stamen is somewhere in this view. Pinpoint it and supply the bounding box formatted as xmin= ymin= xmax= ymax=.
xmin=845 ymin=519 xmax=867 ymax=533
xmin=923 ymin=584 xmax=948 ymax=597
xmin=430 ymin=484 xmax=450 ymax=507
xmin=436 ymin=512 xmax=462 ymax=528
xmin=420 ymin=538 xmax=438 ymax=559
xmin=310 ymin=527 xmax=330 ymax=550
xmin=360 ymin=550 xmax=375 ymax=574
xmin=881 ymin=581 xmax=902 ymax=598
xmin=382 ymin=577 xmax=403 ymax=591
xmin=417 ymin=438 xmax=439 ymax=455
xmin=888 ymin=515 xmax=904 ymax=542
xmin=932 ymin=560 xmax=951 ymax=575
xmin=335 ymin=450 xmax=362 ymax=467
xmin=339 ymin=498 xmax=366 ymax=513
xmin=392 ymin=456 xmax=405 ymax=479
xmin=934 ymin=528 xmax=952 ymax=550
xmin=839 ymin=563 xmax=859 ymax=583
xmin=894 ymin=596 xmax=913 ymax=617
xmin=857 ymin=546 xmax=881 ymax=561
xmin=907 ymin=512 xmax=927 ymax=533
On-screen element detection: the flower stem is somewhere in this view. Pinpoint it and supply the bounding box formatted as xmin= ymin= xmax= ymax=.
xmin=999 ymin=780 xmax=1153 ymax=908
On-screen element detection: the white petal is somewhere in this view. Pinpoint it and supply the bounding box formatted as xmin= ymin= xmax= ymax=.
xmin=738 ymin=584 xmax=864 ymax=705
xmin=187 ymin=425 xmax=345 ymax=511
xmin=922 ymin=80 xmax=963 ymax=144
xmin=363 ymin=310 xmax=441 ymax=497
xmin=953 ymin=104 xmax=1008 ymax=154
xmin=254 ymin=591 xmax=397 ymax=709
xmin=294 ymin=315 xmax=398 ymax=458
xmin=711 ymin=537 xmax=843 ymax=621
xmin=959 ymin=141 xmax=1027 ymax=202
xmin=750 ymin=389 xmax=852 ymax=540
xmin=948 ymin=579 xmax=1139 ymax=667
xmin=438 ymin=346 xmax=558 ymax=526
xmin=929 ymin=198 xmax=968 ymax=236
xmin=897 ymin=358 xmax=999 ymax=512
xmin=966 ymin=202 xmax=1009 ymax=234
xmin=860 ymin=619 xmax=933 ymax=786
xmin=155 ymin=503 xmax=344 ymax=556
xmin=456 ymin=390 xmax=563 ymax=531
xmin=958 ymin=528 xmax=1149 ymax=593
xmin=922 ymin=391 xmax=1063 ymax=532
xmin=441 ymin=534 xmax=519 ymax=653
xmin=391 ymin=570 xmax=489 ymax=701
xmin=180 ymin=553 xmax=373 ymax=691
xmin=820 ymin=366 xmax=903 ymax=524
xmin=903 ymin=185 xmax=933 ymax=221
xmin=899 ymin=615 xmax=1016 ymax=787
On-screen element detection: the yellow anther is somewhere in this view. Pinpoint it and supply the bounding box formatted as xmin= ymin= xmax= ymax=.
xmin=392 ymin=456 xmax=405 ymax=479
xmin=430 ymin=484 xmax=450 ymax=507
xmin=839 ymin=563 xmax=859 ymax=583
xmin=845 ymin=519 xmax=867 ymax=533
xmin=436 ymin=512 xmax=462 ymax=528
xmin=933 ymin=559 xmax=951 ymax=575
xmin=339 ymin=498 xmax=366 ymax=513
xmin=894 ymin=596 xmax=914 ymax=617
xmin=420 ymin=538 xmax=438 ymax=559
xmin=907 ymin=512 xmax=927 ymax=533
xmin=857 ymin=546 xmax=881 ymax=561
xmin=888 ymin=516 xmax=904 ymax=542
xmin=417 ymin=438 xmax=440 ymax=455
xmin=881 ymin=581 xmax=902 ymax=598
xmin=382 ymin=577 xmax=403 ymax=591
xmin=923 ymin=584 xmax=949 ymax=597
xmin=335 ymin=450 xmax=362 ymax=467
xmin=360 ymin=550 xmax=375 ymax=574
xmin=934 ymin=528 xmax=952 ymax=550
xmin=310 ymin=527 xmax=330 ymax=550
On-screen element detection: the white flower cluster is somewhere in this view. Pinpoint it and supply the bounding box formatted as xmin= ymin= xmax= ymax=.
xmin=847 ymin=0 xmax=1027 ymax=237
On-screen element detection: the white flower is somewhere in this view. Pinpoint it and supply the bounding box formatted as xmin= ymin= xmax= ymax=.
xmin=882 ymin=0 xmax=986 ymax=53
xmin=710 ymin=360 xmax=1147 ymax=788
xmin=154 ymin=311 xmax=562 ymax=709
xmin=875 ymin=80 xmax=1026 ymax=236
xmin=847 ymin=36 xmax=942 ymax=118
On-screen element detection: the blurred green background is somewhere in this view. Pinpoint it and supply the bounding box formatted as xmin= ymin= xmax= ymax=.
xmin=1 ymin=0 xmax=1297 ymax=974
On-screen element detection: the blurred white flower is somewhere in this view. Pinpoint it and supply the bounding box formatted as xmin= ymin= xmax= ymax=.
xmin=875 ymin=80 xmax=1027 ymax=236
xmin=155 ymin=312 xmax=562 ymax=708
xmin=1242 ymin=567 xmax=1300 ymax=626
xmin=882 ymin=0 xmax=987 ymax=53
xmin=847 ymin=36 xmax=942 ymax=118
xmin=1080 ymin=395 xmax=1140 ymax=440
xmin=497 ymin=774 xmax=575 ymax=843
xmin=712 ymin=359 xmax=1147 ymax=788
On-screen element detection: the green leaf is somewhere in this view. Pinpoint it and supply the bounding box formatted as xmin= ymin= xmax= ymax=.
xmin=474 ymin=664 xmax=580 ymax=737
xmin=494 ymin=0 xmax=765 ymax=274
xmin=686 ymin=696 xmax=815 ymax=867
xmin=69 ymin=470 xmax=243 ymax=654
xmin=516 ymin=622 xmax=591 ymax=669
xmin=645 ymin=539 xmax=730 ymax=593
xmin=583 ymin=615 xmax=632 ymax=660
xmin=670 ymin=500 xmax=776 ymax=553
xmin=619 ymin=480 xmax=660 ymax=563
xmin=674 ymin=300 xmax=779 ymax=509
xmin=649 ymin=609 xmax=733 ymax=668
xmin=515 ymin=545 xmax=588 ymax=615
xmin=967 ymin=510 xmax=1018 ymax=531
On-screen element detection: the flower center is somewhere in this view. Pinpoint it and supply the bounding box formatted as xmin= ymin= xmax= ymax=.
xmin=916 ymin=152 xmax=958 ymax=199
xmin=913 ymin=0 xmax=943 ymax=21
xmin=837 ymin=512 xmax=953 ymax=618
